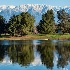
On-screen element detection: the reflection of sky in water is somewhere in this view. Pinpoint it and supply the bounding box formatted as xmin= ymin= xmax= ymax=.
xmin=33 ymin=40 xmax=41 ymax=45
xmin=52 ymin=40 xmax=70 ymax=43
xmin=2 ymin=55 xmax=12 ymax=64
xmin=53 ymin=50 xmax=69 ymax=70
xmin=0 ymin=54 xmax=69 ymax=70
xmin=0 ymin=49 xmax=47 ymax=70
xmin=0 ymin=40 xmax=47 ymax=70
xmin=31 ymin=44 xmax=42 ymax=66
xmin=0 ymin=40 xmax=10 ymax=45
xmin=0 ymin=40 xmax=70 ymax=70
xmin=0 ymin=40 xmax=28 ymax=45
xmin=0 ymin=63 xmax=47 ymax=70
xmin=0 ymin=40 xmax=17 ymax=45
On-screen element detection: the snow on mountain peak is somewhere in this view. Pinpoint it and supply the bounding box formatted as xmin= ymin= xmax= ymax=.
xmin=0 ymin=4 xmax=70 ymax=25
xmin=0 ymin=5 xmax=15 ymax=9
xmin=0 ymin=5 xmax=7 ymax=9
xmin=8 ymin=5 xmax=15 ymax=9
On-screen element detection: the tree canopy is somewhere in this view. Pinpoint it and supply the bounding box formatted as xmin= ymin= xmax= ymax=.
xmin=0 ymin=9 xmax=70 ymax=37
xmin=37 ymin=9 xmax=55 ymax=34
xmin=57 ymin=9 xmax=70 ymax=33
xmin=8 ymin=12 xmax=35 ymax=36
xmin=0 ymin=15 xmax=6 ymax=35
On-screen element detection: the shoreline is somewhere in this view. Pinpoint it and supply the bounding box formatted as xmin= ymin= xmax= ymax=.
xmin=0 ymin=34 xmax=70 ymax=40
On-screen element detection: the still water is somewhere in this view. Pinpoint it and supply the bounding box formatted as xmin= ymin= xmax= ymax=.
xmin=0 ymin=40 xmax=70 ymax=70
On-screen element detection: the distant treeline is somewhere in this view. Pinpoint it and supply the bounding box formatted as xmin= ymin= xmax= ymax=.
xmin=0 ymin=9 xmax=70 ymax=36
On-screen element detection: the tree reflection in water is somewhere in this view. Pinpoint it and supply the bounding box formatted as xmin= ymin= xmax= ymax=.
xmin=37 ymin=40 xmax=55 ymax=69
xmin=0 ymin=40 xmax=34 ymax=66
xmin=0 ymin=45 xmax=5 ymax=61
xmin=0 ymin=40 xmax=70 ymax=70
xmin=37 ymin=40 xmax=70 ymax=69
xmin=55 ymin=41 xmax=70 ymax=69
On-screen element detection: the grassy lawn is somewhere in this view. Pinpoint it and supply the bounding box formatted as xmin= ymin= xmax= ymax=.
xmin=0 ymin=34 xmax=70 ymax=40
xmin=31 ymin=34 xmax=70 ymax=40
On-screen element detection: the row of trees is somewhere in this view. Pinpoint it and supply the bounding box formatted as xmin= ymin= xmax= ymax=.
xmin=0 ymin=12 xmax=35 ymax=36
xmin=57 ymin=10 xmax=70 ymax=33
xmin=37 ymin=9 xmax=55 ymax=34
xmin=0 ymin=9 xmax=70 ymax=36
xmin=37 ymin=9 xmax=70 ymax=34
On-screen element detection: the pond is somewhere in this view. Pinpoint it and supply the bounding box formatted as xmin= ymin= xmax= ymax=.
xmin=0 ymin=40 xmax=70 ymax=70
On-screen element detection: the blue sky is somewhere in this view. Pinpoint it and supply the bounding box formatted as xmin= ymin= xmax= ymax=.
xmin=0 ymin=0 xmax=70 ymax=6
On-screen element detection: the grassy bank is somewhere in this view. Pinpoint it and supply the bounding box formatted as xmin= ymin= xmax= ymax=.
xmin=0 ymin=34 xmax=70 ymax=40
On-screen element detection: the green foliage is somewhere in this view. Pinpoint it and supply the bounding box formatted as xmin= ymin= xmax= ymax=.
xmin=20 ymin=12 xmax=35 ymax=35
xmin=57 ymin=9 xmax=70 ymax=33
xmin=8 ymin=15 xmax=18 ymax=36
xmin=0 ymin=9 xmax=70 ymax=36
xmin=8 ymin=12 xmax=35 ymax=36
xmin=37 ymin=9 xmax=55 ymax=34
xmin=0 ymin=15 xmax=6 ymax=35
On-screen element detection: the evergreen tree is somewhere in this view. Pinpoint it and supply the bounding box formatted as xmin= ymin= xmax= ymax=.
xmin=8 ymin=12 xmax=35 ymax=36
xmin=8 ymin=15 xmax=18 ymax=36
xmin=20 ymin=12 xmax=35 ymax=35
xmin=57 ymin=9 xmax=70 ymax=33
xmin=0 ymin=15 xmax=6 ymax=36
xmin=37 ymin=9 xmax=55 ymax=34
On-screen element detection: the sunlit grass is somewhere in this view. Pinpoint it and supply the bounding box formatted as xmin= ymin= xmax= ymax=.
xmin=0 ymin=34 xmax=70 ymax=40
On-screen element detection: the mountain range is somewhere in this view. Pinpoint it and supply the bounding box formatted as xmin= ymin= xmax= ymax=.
xmin=0 ymin=4 xmax=70 ymax=25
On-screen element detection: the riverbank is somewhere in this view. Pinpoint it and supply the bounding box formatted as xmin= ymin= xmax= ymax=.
xmin=0 ymin=34 xmax=70 ymax=40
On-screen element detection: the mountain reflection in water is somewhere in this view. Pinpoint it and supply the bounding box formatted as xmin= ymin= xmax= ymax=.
xmin=0 ymin=40 xmax=70 ymax=70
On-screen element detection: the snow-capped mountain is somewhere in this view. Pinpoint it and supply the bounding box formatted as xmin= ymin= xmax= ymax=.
xmin=0 ymin=4 xmax=70 ymax=25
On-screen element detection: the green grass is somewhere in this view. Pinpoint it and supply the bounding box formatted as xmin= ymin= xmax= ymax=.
xmin=33 ymin=34 xmax=70 ymax=40
xmin=0 ymin=34 xmax=70 ymax=40
xmin=27 ymin=34 xmax=70 ymax=40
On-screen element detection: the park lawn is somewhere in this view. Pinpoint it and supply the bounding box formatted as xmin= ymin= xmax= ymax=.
xmin=0 ymin=34 xmax=70 ymax=40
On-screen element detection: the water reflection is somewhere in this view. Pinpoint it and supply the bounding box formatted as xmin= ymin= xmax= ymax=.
xmin=55 ymin=41 xmax=70 ymax=69
xmin=0 ymin=40 xmax=70 ymax=70
xmin=0 ymin=40 xmax=34 ymax=66
xmin=0 ymin=45 xmax=5 ymax=62
xmin=37 ymin=40 xmax=55 ymax=69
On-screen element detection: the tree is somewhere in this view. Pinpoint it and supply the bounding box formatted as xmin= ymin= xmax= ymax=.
xmin=37 ymin=9 xmax=55 ymax=34
xmin=15 ymin=15 xmax=22 ymax=35
xmin=8 ymin=15 xmax=19 ymax=36
xmin=57 ymin=9 xmax=70 ymax=33
xmin=0 ymin=15 xmax=6 ymax=36
xmin=20 ymin=12 xmax=35 ymax=35
xmin=3 ymin=21 xmax=9 ymax=35
xmin=8 ymin=12 xmax=35 ymax=36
